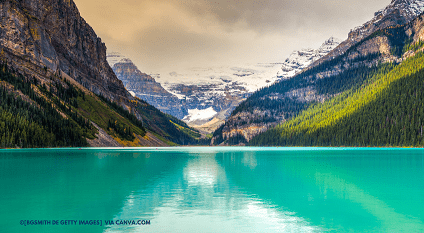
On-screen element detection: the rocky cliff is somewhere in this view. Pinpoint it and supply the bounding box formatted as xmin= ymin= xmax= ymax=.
xmin=313 ymin=0 xmax=424 ymax=66
xmin=107 ymin=53 xmax=187 ymax=119
xmin=0 ymin=0 xmax=202 ymax=147
xmin=0 ymin=0 xmax=127 ymax=101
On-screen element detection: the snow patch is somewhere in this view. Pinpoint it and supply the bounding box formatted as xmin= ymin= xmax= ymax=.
xmin=183 ymin=107 xmax=217 ymax=122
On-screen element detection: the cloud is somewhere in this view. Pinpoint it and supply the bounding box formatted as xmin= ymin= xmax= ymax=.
xmin=74 ymin=0 xmax=391 ymax=75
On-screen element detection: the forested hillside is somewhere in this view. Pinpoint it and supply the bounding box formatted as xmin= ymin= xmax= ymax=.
xmin=0 ymin=60 xmax=202 ymax=148
xmin=250 ymin=44 xmax=424 ymax=146
xmin=0 ymin=62 xmax=95 ymax=147
xmin=0 ymin=60 xmax=152 ymax=148
xmin=0 ymin=0 xmax=204 ymax=148
xmin=213 ymin=10 xmax=424 ymax=146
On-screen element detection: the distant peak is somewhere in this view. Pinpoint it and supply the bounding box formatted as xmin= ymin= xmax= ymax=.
xmin=391 ymin=0 xmax=415 ymax=5
xmin=383 ymin=0 xmax=424 ymax=18
xmin=349 ymin=0 xmax=424 ymax=37
xmin=325 ymin=36 xmax=342 ymax=43
xmin=107 ymin=51 xmax=122 ymax=57
xmin=106 ymin=52 xmax=134 ymax=67
xmin=279 ymin=37 xmax=340 ymax=78
xmin=318 ymin=37 xmax=341 ymax=51
xmin=120 ymin=58 xmax=133 ymax=64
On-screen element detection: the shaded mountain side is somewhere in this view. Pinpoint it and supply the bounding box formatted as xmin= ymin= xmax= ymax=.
xmin=212 ymin=5 xmax=424 ymax=145
xmin=0 ymin=60 xmax=176 ymax=147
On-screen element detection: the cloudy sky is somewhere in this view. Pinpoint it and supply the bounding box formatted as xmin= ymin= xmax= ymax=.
xmin=73 ymin=0 xmax=391 ymax=75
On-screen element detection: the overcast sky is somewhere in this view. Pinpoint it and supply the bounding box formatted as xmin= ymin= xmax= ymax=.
xmin=73 ymin=0 xmax=391 ymax=75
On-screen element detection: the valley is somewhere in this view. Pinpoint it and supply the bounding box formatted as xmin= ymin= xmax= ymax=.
xmin=2 ymin=0 xmax=424 ymax=148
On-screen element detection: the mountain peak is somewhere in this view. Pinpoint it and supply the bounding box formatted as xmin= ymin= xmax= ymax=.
xmin=380 ymin=0 xmax=424 ymax=19
xmin=313 ymin=0 xmax=424 ymax=66
xmin=279 ymin=37 xmax=341 ymax=78
xmin=391 ymin=0 xmax=417 ymax=5
xmin=324 ymin=36 xmax=342 ymax=44
xmin=107 ymin=52 xmax=128 ymax=67
xmin=352 ymin=0 xmax=424 ymax=35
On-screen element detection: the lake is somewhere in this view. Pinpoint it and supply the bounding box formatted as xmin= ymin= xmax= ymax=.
xmin=1 ymin=147 xmax=423 ymax=232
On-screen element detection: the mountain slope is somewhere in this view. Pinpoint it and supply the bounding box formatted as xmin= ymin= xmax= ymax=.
xmin=0 ymin=0 xmax=126 ymax=100
xmin=314 ymin=0 xmax=424 ymax=66
xmin=210 ymin=37 xmax=342 ymax=144
xmin=107 ymin=53 xmax=187 ymax=119
xmin=280 ymin=37 xmax=341 ymax=78
xmin=212 ymin=0 xmax=424 ymax=146
xmin=250 ymin=9 xmax=424 ymax=146
xmin=0 ymin=0 xmax=202 ymax=147
xmin=107 ymin=36 xmax=339 ymax=134
xmin=251 ymin=45 xmax=424 ymax=146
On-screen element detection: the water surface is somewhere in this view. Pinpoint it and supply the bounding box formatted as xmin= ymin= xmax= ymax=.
xmin=1 ymin=147 xmax=423 ymax=232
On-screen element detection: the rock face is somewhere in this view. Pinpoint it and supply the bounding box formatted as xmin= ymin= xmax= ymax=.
xmin=168 ymin=82 xmax=248 ymax=117
xmin=0 ymin=0 xmax=127 ymax=100
xmin=0 ymin=0 xmax=200 ymax=147
xmin=314 ymin=0 xmax=424 ymax=66
xmin=107 ymin=53 xmax=187 ymax=119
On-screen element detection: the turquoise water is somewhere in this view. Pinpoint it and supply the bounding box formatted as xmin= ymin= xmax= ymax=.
xmin=1 ymin=147 xmax=424 ymax=232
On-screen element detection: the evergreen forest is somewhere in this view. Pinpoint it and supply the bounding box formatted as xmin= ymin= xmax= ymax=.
xmin=0 ymin=61 xmax=202 ymax=148
xmin=250 ymin=48 xmax=424 ymax=146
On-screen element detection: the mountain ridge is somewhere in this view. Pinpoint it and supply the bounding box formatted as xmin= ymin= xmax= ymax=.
xmin=312 ymin=0 xmax=424 ymax=67
xmin=280 ymin=37 xmax=342 ymax=79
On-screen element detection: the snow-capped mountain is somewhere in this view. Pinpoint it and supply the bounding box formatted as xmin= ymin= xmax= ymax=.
xmin=107 ymin=37 xmax=340 ymax=132
xmin=107 ymin=53 xmax=188 ymax=119
xmin=318 ymin=0 xmax=424 ymax=65
xmin=158 ymin=37 xmax=339 ymax=121
xmin=160 ymin=63 xmax=283 ymax=95
xmin=352 ymin=0 xmax=424 ymax=39
xmin=153 ymin=63 xmax=285 ymax=129
xmin=280 ymin=37 xmax=341 ymax=78
xmin=374 ymin=0 xmax=424 ymax=25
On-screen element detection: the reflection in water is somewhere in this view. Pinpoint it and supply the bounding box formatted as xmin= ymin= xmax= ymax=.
xmin=242 ymin=153 xmax=257 ymax=170
xmin=217 ymin=150 xmax=424 ymax=232
xmin=315 ymin=171 xmax=424 ymax=232
xmin=1 ymin=148 xmax=424 ymax=233
xmin=184 ymin=156 xmax=219 ymax=187
xmin=105 ymin=152 xmax=320 ymax=233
